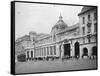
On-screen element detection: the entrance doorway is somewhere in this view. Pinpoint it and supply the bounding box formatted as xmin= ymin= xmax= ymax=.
xmin=92 ymin=46 xmax=97 ymax=56
xmin=74 ymin=42 xmax=80 ymax=58
xmin=64 ymin=43 xmax=70 ymax=56
xmin=82 ymin=48 xmax=88 ymax=58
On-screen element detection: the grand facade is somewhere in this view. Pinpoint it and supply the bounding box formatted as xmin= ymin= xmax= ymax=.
xmin=15 ymin=6 xmax=97 ymax=62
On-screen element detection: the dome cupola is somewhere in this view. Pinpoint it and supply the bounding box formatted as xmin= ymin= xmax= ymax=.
xmin=52 ymin=14 xmax=68 ymax=30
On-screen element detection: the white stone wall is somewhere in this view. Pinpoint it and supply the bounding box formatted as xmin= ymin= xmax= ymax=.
xmin=79 ymin=9 xmax=97 ymax=36
xmin=17 ymin=7 xmax=97 ymax=61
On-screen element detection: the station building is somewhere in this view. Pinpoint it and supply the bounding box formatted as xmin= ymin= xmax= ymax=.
xmin=15 ymin=6 xmax=97 ymax=61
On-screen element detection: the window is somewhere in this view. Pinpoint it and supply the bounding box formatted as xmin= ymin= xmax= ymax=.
xmin=83 ymin=37 xmax=85 ymax=43
xmin=94 ymin=23 xmax=97 ymax=32
xmin=82 ymin=17 xmax=85 ymax=24
xmin=94 ymin=12 xmax=97 ymax=20
xmin=87 ymin=23 xmax=91 ymax=33
xmin=82 ymin=27 xmax=85 ymax=35
xmin=88 ymin=14 xmax=91 ymax=21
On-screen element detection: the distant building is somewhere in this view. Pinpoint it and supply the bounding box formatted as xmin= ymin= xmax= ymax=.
xmin=15 ymin=6 xmax=97 ymax=61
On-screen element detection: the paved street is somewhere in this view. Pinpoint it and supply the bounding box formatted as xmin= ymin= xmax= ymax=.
xmin=15 ymin=59 xmax=97 ymax=74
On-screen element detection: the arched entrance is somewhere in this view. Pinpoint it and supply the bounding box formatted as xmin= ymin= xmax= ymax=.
xmin=92 ymin=46 xmax=97 ymax=56
xmin=64 ymin=43 xmax=70 ymax=57
xmin=74 ymin=42 xmax=80 ymax=58
xmin=82 ymin=47 xmax=88 ymax=58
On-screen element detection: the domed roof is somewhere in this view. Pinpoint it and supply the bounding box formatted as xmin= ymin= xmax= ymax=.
xmin=52 ymin=14 xmax=68 ymax=30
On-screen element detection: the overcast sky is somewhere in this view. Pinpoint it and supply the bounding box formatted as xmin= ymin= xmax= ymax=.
xmin=15 ymin=2 xmax=83 ymax=40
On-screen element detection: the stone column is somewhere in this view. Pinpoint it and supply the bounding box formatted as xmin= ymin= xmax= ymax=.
xmin=42 ymin=48 xmax=43 ymax=57
xmin=61 ymin=44 xmax=64 ymax=58
xmin=29 ymin=50 xmax=31 ymax=59
xmin=71 ymin=45 xmax=75 ymax=58
xmin=34 ymin=49 xmax=36 ymax=58
xmin=40 ymin=48 xmax=41 ymax=57
xmin=56 ymin=44 xmax=59 ymax=57
xmin=88 ymin=47 xmax=92 ymax=58
xmin=25 ymin=51 xmax=27 ymax=59
xmin=47 ymin=47 xmax=48 ymax=56
xmin=35 ymin=49 xmax=37 ymax=58
xmin=33 ymin=49 xmax=34 ymax=58
xmin=45 ymin=47 xmax=47 ymax=57
xmin=48 ymin=47 xmax=50 ymax=56
xmin=80 ymin=46 xmax=83 ymax=59
xmin=38 ymin=48 xmax=40 ymax=57
xmin=52 ymin=46 xmax=54 ymax=56
xmin=43 ymin=48 xmax=44 ymax=57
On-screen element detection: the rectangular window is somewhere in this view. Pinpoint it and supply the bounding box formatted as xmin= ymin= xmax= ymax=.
xmin=87 ymin=23 xmax=91 ymax=33
xmin=88 ymin=14 xmax=91 ymax=21
xmin=82 ymin=27 xmax=85 ymax=35
xmin=94 ymin=12 xmax=97 ymax=20
xmin=88 ymin=27 xmax=91 ymax=33
xmin=82 ymin=17 xmax=85 ymax=24
xmin=94 ymin=23 xmax=97 ymax=32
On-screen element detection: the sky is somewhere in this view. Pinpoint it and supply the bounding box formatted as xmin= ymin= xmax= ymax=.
xmin=15 ymin=2 xmax=83 ymax=40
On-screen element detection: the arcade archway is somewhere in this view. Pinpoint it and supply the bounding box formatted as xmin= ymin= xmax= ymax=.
xmin=74 ymin=42 xmax=80 ymax=58
xmin=82 ymin=47 xmax=88 ymax=58
xmin=92 ymin=46 xmax=97 ymax=56
xmin=64 ymin=43 xmax=70 ymax=57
